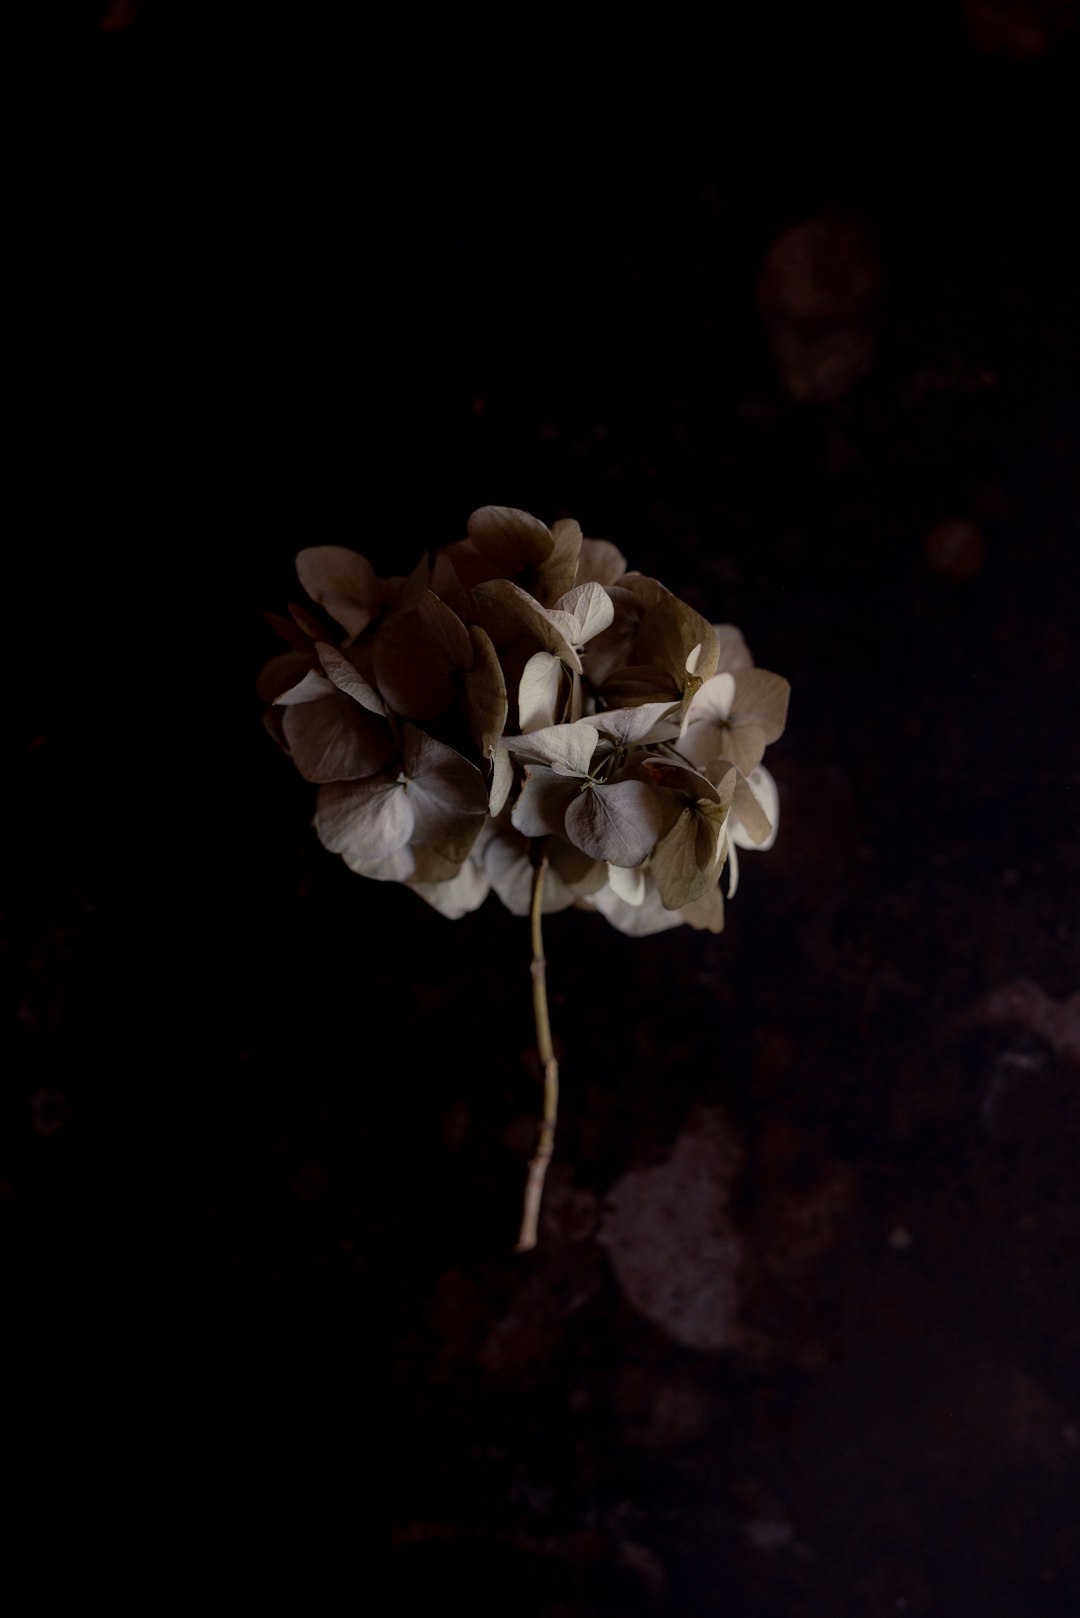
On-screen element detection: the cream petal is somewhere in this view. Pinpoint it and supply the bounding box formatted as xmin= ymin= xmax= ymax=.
xmin=606 ymin=863 xmax=646 ymax=907
xmin=551 ymin=582 xmax=615 ymax=645
xmin=518 ymin=651 xmax=564 ymax=734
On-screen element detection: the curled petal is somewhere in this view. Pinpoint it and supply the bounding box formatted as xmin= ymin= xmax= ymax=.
xmin=730 ymin=765 xmax=780 ymax=851
xmin=534 ymin=518 xmax=584 ymax=605
xmin=471 ymin=578 xmax=583 ymax=674
xmin=296 ymin=547 xmax=380 ymax=639
xmin=463 ymin=624 xmax=508 ymax=759
xmin=315 ymin=642 xmax=388 ymax=716
xmin=518 ymin=651 xmax=564 ymax=734
xmin=489 ymin=746 xmax=514 ymax=817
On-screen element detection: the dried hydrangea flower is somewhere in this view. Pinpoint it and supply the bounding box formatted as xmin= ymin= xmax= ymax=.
xmin=257 ymin=507 xmax=790 ymax=1248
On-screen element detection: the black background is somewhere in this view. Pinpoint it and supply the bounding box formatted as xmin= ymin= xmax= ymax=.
xmin=7 ymin=3 xmax=1080 ymax=1610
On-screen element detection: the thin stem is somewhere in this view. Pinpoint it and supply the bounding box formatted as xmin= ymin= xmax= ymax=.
xmin=515 ymin=850 xmax=560 ymax=1252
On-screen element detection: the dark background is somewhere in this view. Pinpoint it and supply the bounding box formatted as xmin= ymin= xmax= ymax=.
xmin=7 ymin=2 xmax=1080 ymax=1609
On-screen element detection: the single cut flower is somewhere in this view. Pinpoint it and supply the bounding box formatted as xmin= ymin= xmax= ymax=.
xmin=256 ymin=505 xmax=791 ymax=1251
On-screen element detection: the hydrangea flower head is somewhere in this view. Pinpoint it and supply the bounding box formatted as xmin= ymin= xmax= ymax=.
xmin=258 ymin=507 xmax=790 ymax=935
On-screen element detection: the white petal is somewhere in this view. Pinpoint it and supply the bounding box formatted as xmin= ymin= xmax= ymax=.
xmin=606 ymin=863 xmax=646 ymax=906
xmin=552 ymin=581 xmax=615 ymax=645
xmin=500 ymin=720 xmax=598 ymax=777
xmin=685 ymin=672 xmax=736 ymax=724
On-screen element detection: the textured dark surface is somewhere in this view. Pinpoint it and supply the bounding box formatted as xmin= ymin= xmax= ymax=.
xmin=7 ymin=3 xmax=1080 ymax=1609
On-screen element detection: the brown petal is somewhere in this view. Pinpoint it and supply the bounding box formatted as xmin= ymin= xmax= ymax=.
xmin=467 ymin=506 xmax=554 ymax=571
xmin=373 ymin=593 xmax=472 ymax=721
xmin=256 ymin=651 xmax=314 ymax=704
xmin=533 ymin=518 xmax=584 ymax=605
xmin=295 ymin=547 xmax=380 ymax=638
xmin=315 ymin=642 xmax=388 ymax=716
xmin=733 ymin=668 xmax=790 ymax=744
xmin=650 ymin=799 xmax=728 ymax=909
xmin=681 ymin=884 xmax=726 ymax=933
xmin=575 ymin=538 xmax=628 ymax=587
xmin=471 ymin=578 xmax=582 ymax=674
xmin=282 ymin=693 xmax=396 ymax=783
xmin=462 ymin=624 xmax=508 ymax=759
xmin=631 ymin=581 xmax=720 ymax=688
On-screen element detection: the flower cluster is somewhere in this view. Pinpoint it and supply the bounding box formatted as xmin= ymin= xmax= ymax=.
xmin=258 ymin=507 xmax=789 ymax=934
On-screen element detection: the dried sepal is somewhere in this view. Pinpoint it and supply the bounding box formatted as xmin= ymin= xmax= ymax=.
xmin=471 ymin=579 xmax=584 ymax=675
xmin=372 ymin=592 xmax=473 ymax=721
xmin=411 ymin=856 xmax=492 ymax=919
xmin=467 ymin=505 xmax=554 ymax=572
xmin=575 ymin=538 xmax=627 ymax=588
xmin=563 ymin=779 xmax=663 ymax=868
xmin=315 ymin=726 xmax=487 ymax=866
xmin=315 ymin=642 xmax=388 ymax=717
xmin=295 ymin=546 xmax=382 ymax=639
xmin=518 ymin=651 xmax=565 ymax=735
xmin=462 ymin=625 xmax=508 ymax=760
xmin=682 ymin=667 xmax=790 ymax=775
xmin=256 ymin=650 xmax=315 ymax=704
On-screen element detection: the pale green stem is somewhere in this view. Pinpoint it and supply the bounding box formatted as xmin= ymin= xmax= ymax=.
xmin=515 ymin=851 xmax=560 ymax=1252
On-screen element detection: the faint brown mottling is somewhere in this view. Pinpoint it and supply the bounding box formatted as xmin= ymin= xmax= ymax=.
xmin=924 ymin=518 xmax=986 ymax=580
xmin=757 ymin=213 xmax=881 ymax=403
xmin=963 ymin=0 xmax=1079 ymax=58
